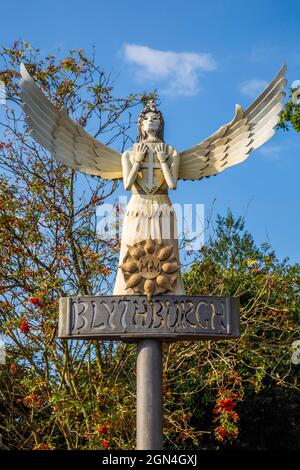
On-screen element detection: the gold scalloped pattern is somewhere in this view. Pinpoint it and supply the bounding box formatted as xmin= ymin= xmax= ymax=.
xmin=119 ymin=239 xmax=179 ymax=300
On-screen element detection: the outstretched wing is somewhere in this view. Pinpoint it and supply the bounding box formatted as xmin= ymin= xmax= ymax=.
xmin=19 ymin=63 xmax=122 ymax=180
xmin=179 ymin=65 xmax=287 ymax=180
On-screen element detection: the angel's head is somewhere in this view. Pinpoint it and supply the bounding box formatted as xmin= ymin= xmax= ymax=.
xmin=137 ymin=102 xmax=164 ymax=142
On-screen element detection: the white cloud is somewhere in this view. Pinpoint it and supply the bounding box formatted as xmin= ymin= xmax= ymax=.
xmin=258 ymin=144 xmax=282 ymax=159
xmin=249 ymin=45 xmax=281 ymax=63
xmin=240 ymin=79 xmax=268 ymax=98
xmin=122 ymin=44 xmax=217 ymax=96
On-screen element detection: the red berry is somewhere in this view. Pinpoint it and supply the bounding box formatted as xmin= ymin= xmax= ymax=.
xmin=219 ymin=427 xmax=228 ymax=438
xmin=217 ymin=398 xmax=236 ymax=412
xmin=27 ymin=297 xmax=41 ymax=308
xmin=97 ymin=426 xmax=107 ymax=435
xmin=101 ymin=439 xmax=110 ymax=449
xmin=20 ymin=320 xmax=30 ymax=334
xmin=10 ymin=363 xmax=17 ymax=374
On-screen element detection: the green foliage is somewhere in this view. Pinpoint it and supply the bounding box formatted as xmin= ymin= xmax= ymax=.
xmin=178 ymin=211 xmax=300 ymax=448
xmin=277 ymin=86 xmax=300 ymax=133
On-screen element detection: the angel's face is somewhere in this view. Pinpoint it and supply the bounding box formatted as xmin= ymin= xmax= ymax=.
xmin=141 ymin=112 xmax=160 ymax=135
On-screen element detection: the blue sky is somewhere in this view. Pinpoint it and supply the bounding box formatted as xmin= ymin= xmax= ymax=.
xmin=2 ymin=0 xmax=300 ymax=262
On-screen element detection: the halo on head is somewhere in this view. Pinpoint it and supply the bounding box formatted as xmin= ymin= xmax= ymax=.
xmin=137 ymin=99 xmax=165 ymax=142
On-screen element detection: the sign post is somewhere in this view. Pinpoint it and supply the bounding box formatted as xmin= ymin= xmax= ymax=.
xmin=58 ymin=294 xmax=240 ymax=450
xmin=136 ymin=339 xmax=163 ymax=450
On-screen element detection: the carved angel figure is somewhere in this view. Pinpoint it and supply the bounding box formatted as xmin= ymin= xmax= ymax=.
xmin=19 ymin=64 xmax=286 ymax=298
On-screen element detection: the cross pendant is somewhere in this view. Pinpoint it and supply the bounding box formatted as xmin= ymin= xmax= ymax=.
xmin=141 ymin=146 xmax=161 ymax=188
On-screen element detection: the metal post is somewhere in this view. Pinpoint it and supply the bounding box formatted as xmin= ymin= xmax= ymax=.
xmin=136 ymin=339 xmax=163 ymax=450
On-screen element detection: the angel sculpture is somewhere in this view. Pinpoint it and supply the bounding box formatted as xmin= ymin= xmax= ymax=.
xmin=19 ymin=64 xmax=286 ymax=299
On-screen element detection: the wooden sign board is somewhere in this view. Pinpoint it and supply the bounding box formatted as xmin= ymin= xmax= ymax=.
xmin=58 ymin=295 xmax=240 ymax=341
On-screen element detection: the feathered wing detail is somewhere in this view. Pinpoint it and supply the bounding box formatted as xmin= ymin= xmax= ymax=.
xmin=19 ymin=63 xmax=122 ymax=179
xmin=179 ymin=65 xmax=287 ymax=180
